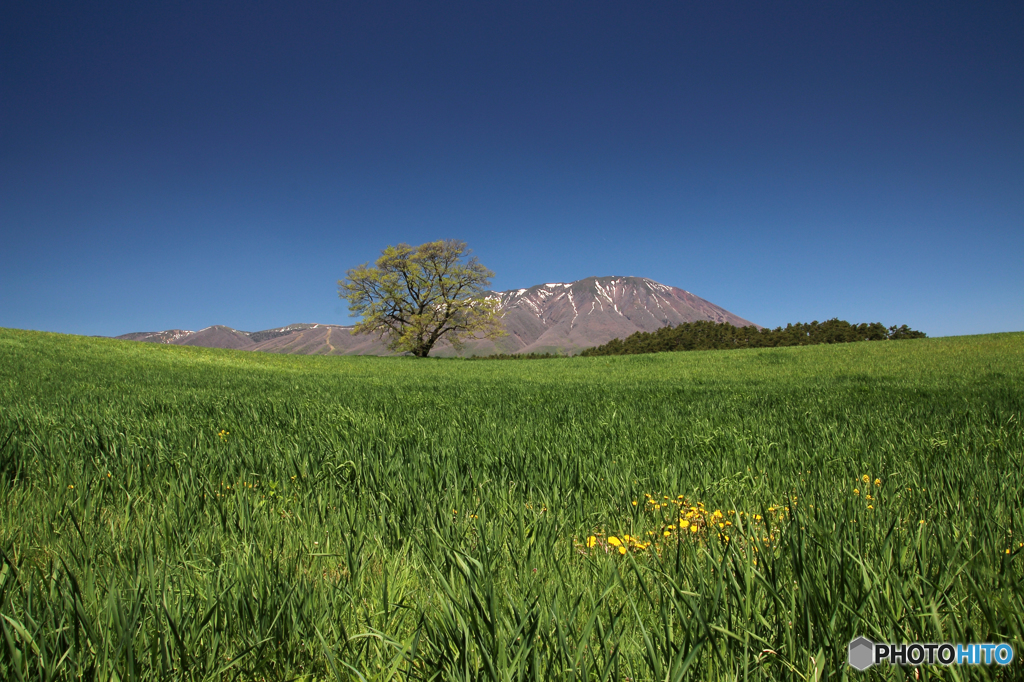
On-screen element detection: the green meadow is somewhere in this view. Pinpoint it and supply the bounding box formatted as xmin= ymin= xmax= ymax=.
xmin=0 ymin=327 xmax=1022 ymax=681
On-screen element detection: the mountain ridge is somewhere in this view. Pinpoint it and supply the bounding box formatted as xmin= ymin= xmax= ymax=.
xmin=116 ymin=276 xmax=757 ymax=356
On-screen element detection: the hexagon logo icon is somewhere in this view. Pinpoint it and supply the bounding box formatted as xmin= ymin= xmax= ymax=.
xmin=848 ymin=637 xmax=875 ymax=670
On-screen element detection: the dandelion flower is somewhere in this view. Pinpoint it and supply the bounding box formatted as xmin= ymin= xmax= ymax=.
xmin=874 ymin=478 xmax=881 ymax=487
xmin=586 ymin=536 xmax=597 ymax=548
xmin=862 ymin=474 xmax=870 ymax=484
xmin=608 ymin=536 xmax=621 ymax=547
xmin=690 ymin=525 xmax=698 ymax=533
xmin=680 ymin=520 xmax=690 ymax=529
xmin=618 ymin=546 xmax=627 ymax=555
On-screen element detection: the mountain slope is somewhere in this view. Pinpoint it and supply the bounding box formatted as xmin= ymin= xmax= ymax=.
xmin=116 ymin=276 xmax=756 ymax=356
xmin=482 ymin=276 xmax=756 ymax=355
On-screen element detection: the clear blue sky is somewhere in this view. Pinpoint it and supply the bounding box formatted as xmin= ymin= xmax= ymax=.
xmin=2 ymin=2 xmax=1021 ymax=338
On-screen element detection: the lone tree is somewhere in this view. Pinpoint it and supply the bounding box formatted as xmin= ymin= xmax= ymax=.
xmin=339 ymin=239 xmax=505 ymax=357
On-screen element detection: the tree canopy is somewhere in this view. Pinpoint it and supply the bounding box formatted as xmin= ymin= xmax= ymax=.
xmin=580 ymin=319 xmax=926 ymax=357
xmin=338 ymin=240 xmax=505 ymax=357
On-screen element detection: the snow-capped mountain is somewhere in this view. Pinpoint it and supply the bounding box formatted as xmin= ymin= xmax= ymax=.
xmin=116 ymin=276 xmax=757 ymax=356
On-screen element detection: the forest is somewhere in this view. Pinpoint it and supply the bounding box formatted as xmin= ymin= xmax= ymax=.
xmin=579 ymin=319 xmax=926 ymax=356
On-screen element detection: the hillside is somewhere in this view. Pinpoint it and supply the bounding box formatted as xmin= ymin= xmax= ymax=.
xmin=116 ymin=276 xmax=756 ymax=356
xmin=1 ymin=327 xmax=1021 ymax=679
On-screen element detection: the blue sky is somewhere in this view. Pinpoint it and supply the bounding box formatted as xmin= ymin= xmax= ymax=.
xmin=2 ymin=2 xmax=1021 ymax=338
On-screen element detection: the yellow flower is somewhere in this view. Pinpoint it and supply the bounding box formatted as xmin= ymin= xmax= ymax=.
xmin=853 ymin=488 xmax=860 ymax=496
xmin=862 ymin=474 xmax=870 ymax=484
xmin=618 ymin=546 xmax=627 ymax=555
xmin=607 ymin=536 xmax=621 ymax=547
xmin=632 ymin=500 xmax=638 ymax=506
xmin=680 ymin=520 xmax=690 ymax=529
xmin=867 ymin=505 xmax=874 ymax=510
xmin=874 ymin=478 xmax=881 ymax=487
xmin=586 ymin=536 xmax=597 ymax=548
xmin=663 ymin=531 xmax=671 ymax=537
xmin=689 ymin=525 xmax=698 ymax=533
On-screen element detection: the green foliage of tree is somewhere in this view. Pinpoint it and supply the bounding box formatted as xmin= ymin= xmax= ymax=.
xmin=339 ymin=239 xmax=505 ymax=357
xmin=580 ymin=318 xmax=926 ymax=357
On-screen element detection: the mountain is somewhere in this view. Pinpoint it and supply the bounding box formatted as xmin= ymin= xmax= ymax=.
xmin=482 ymin=276 xmax=756 ymax=355
xmin=116 ymin=276 xmax=757 ymax=356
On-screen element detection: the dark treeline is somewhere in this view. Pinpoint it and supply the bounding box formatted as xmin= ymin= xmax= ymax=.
xmin=579 ymin=319 xmax=926 ymax=357
xmin=467 ymin=351 xmax=566 ymax=361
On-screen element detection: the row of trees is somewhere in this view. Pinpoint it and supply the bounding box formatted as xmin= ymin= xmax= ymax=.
xmin=579 ymin=319 xmax=926 ymax=357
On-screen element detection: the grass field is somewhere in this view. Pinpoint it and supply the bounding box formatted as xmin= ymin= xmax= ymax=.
xmin=1 ymin=327 xmax=1022 ymax=681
